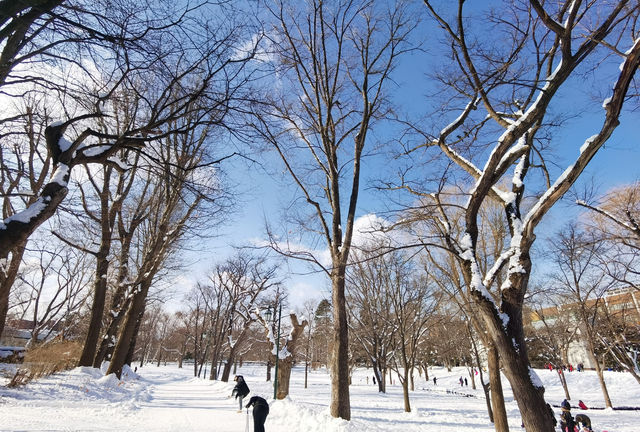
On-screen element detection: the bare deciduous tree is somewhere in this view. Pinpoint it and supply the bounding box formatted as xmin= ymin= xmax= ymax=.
xmin=249 ymin=0 xmax=416 ymax=419
xmin=393 ymin=2 xmax=640 ymax=430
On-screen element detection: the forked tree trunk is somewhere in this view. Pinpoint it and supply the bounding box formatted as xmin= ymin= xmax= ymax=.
xmin=469 ymin=259 xmax=556 ymax=432
xmin=261 ymin=312 xmax=308 ymax=400
xmin=372 ymin=360 xmax=385 ymax=393
xmin=94 ymin=233 xmax=136 ymax=366
xmin=107 ymin=278 xmax=151 ymax=378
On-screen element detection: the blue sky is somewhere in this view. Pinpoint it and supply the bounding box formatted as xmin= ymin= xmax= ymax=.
xmin=171 ymin=2 xmax=640 ymax=312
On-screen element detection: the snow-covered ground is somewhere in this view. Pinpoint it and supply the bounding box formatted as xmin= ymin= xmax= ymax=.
xmin=1 ymin=362 xmax=638 ymax=431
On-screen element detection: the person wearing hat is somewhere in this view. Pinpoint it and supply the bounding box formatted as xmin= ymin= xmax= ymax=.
xmin=559 ymin=399 xmax=576 ymax=432
xmin=231 ymin=375 xmax=250 ymax=412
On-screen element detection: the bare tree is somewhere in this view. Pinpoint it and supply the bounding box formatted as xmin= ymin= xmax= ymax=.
xmin=256 ymin=311 xmax=308 ymax=399
xmin=0 ymin=0 xmax=256 ymax=342
xmin=299 ymin=299 xmax=318 ymax=389
xmin=248 ymin=0 xmax=416 ymax=419
xmin=346 ymin=252 xmax=397 ymax=394
xmin=216 ymin=253 xmax=279 ymax=382
xmin=526 ymin=293 xmax=580 ymax=400
xmin=9 ymin=237 xmax=90 ymax=345
xmin=577 ymin=181 xmax=640 ymax=292
xmin=389 ymin=2 xmax=640 ymax=430
xmin=387 ymin=262 xmax=441 ymax=413
xmin=104 ymin=117 xmax=233 ymax=377
xmin=548 ymin=223 xmax=616 ymax=407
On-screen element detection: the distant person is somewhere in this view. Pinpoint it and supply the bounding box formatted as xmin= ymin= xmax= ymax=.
xmin=433 ymin=376 xmax=437 ymax=385
xmin=459 ymin=376 xmax=464 ymax=387
xmin=464 ymin=378 xmax=468 ymax=386
xmin=575 ymin=413 xmax=592 ymax=432
xmin=231 ymin=375 xmax=250 ymax=413
xmin=559 ymin=399 xmax=575 ymax=432
xmin=373 ymin=375 xmax=376 ymax=385
xmin=245 ymin=395 xmax=270 ymax=432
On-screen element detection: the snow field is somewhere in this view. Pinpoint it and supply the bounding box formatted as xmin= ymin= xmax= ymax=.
xmin=1 ymin=363 xmax=639 ymax=431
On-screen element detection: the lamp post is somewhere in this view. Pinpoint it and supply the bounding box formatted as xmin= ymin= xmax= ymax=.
xmin=264 ymin=303 xmax=282 ymax=399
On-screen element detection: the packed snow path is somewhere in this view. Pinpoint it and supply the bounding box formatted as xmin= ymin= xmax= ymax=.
xmin=2 ymin=363 xmax=640 ymax=431
xmin=134 ymin=373 xmax=246 ymax=431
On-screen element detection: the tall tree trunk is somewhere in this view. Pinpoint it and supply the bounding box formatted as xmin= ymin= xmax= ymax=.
xmin=0 ymin=245 xmax=26 ymax=340
xmin=78 ymin=252 xmax=110 ymax=367
xmin=401 ymin=363 xmax=411 ymax=412
xmin=106 ymin=278 xmax=150 ymax=378
xmin=557 ymin=368 xmax=571 ymax=401
xmin=487 ymin=344 xmax=508 ymax=432
xmin=372 ymin=360 xmax=385 ymax=393
xmin=221 ymin=352 xmax=236 ymax=382
xmin=94 ymin=234 xmax=134 ymax=366
xmin=125 ymin=309 xmax=144 ymax=366
xmin=275 ymin=356 xmax=294 ymax=399
xmin=590 ymin=348 xmax=613 ymax=408
xmin=330 ymin=265 xmax=350 ymax=419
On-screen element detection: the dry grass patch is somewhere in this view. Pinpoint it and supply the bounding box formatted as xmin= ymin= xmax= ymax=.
xmin=8 ymin=340 xmax=82 ymax=387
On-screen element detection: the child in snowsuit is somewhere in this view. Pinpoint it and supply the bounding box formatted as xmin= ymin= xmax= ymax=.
xmin=246 ymin=395 xmax=270 ymax=432
xmin=559 ymin=400 xmax=576 ymax=432
xmin=575 ymin=414 xmax=592 ymax=432
xmin=231 ymin=375 xmax=250 ymax=412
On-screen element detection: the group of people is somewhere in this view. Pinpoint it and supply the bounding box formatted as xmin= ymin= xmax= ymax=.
xmin=545 ymin=363 xmax=585 ymax=372
xmin=231 ymin=375 xmax=270 ymax=432
xmin=559 ymin=399 xmax=593 ymax=432
xmin=231 ymin=374 xmax=598 ymax=432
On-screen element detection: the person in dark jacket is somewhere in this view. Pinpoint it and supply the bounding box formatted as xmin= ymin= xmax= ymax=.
xmin=559 ymin=399 xmax=576 ymax=432
xmin=231 ymin=375 xmax=250 ymax=412
xmin=245 ymin=396 xmax=270 ymax=432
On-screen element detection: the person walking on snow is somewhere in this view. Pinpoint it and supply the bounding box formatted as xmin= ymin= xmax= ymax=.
xmin=559 ymin=399 xmax=576 ymax=432
xmin=245 ymin=395 xmax=270 ymax=432
xmin=231 ymin=375 xmax=250 ymax=412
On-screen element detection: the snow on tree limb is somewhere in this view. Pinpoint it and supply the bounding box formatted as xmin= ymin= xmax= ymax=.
xmin=523 ymin=37 xmax=640 ymax=236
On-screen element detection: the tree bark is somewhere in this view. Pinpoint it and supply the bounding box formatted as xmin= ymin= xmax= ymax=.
xmin=78 ymin=252 xmax=110 ymax=367
xmin=558 ymin=368 xmax=571 ymax=401
xmin=487 ymin=344 xmax=508 ymax=432
xmin=107 ymin=278 xmax=151 ymax=378
xmin=330 ymin=265 xmax=351 ymax=418
xmin=261 ymin=313 xmax=307 ymax=400
xmin=589 ymin=346 xmax=613 ymax=408
xmin=0 ymin=244 xmax=26 ymax=340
